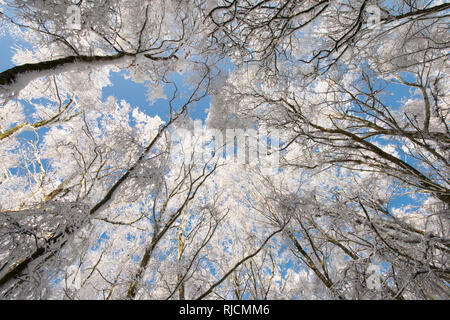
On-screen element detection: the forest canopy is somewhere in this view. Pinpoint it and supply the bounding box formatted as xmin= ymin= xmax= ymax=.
xmin=0 ymin=0 xmax=448 ymax=300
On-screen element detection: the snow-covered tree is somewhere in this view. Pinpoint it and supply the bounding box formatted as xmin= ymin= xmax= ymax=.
xmin=0 ymin=0 xmax=448 ymax=299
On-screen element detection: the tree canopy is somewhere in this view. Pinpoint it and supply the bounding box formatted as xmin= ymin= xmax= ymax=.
xmin=0 ymin=0 xmax=448 ymax=300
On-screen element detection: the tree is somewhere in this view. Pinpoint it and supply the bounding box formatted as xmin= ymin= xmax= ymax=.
xmin=0 ymin=0 xmax=448 ymax=300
